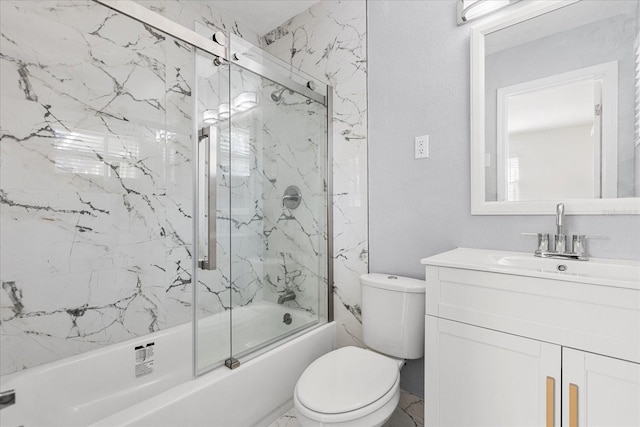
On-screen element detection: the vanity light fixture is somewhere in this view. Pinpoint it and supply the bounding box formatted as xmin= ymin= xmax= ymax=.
xmin=202 ymin=91 xmax=258 ymax=124
xmin=218 ymin=103 xmax=231 ymax=120
xmin=233 ymin=91 xmax=258 ymax=112
xmin=203 ymin=109 xmax=218 ymax=124
xmin=458 ymin=0 xmax=520 ymax=25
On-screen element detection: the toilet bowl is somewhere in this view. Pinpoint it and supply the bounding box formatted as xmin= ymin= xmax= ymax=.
xmin=294 ymin=347 xmax=402 ymax=427
xmin=293 ymin=274 xmax=426 ymax=427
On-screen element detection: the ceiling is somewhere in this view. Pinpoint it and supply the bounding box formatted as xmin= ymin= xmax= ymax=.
xmin=206 ymin=0 xmax=320 ymax=36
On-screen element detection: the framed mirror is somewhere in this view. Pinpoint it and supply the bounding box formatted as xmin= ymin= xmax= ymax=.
xmin=471 ymin=0 xmax=640 ymax=214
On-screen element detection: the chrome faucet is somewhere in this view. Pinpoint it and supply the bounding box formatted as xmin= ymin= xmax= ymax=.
xmin=554 ymin=203 xmax=566 ymax=253
xmin=277 ymin=289 xmax=296 ymax=304
xmin=523 ymin=203 xmax=597 ymax=261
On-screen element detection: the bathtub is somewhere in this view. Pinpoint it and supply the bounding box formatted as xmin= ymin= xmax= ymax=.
xmin=0 ymin=303 xmax=335 ymax=427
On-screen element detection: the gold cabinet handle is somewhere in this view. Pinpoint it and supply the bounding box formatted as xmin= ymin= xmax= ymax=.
xmin=569 ymin=383 xmax=579 ymax=427
xmin=546 ymin=376 xmax=555 ymax=427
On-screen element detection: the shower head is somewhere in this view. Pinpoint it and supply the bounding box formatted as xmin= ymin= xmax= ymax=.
xmin=270 ymin=87 xmax=286 ymax=103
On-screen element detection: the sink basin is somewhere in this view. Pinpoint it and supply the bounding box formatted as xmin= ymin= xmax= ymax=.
xmin=421 ymin=248 xmax=640 ymax=288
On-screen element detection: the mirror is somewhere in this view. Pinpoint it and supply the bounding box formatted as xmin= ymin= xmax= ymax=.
xmin=471 ymin=0 xmax=640 ymax=214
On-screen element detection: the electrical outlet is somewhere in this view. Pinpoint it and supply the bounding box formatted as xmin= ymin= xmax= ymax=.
xmin=415 ymin=135 xmax=429 ymax=159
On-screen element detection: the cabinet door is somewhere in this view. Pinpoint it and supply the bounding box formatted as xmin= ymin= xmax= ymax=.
xmin=426 ymin=316 xmax=561 ymax=427
xmin=563 ymin=348 xmax=640 ymax=427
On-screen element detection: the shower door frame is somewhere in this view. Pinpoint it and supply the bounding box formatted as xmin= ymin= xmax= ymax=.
xmin=93 ymin=0 xmax=334 ymax=373
xmin=94 ymin=1 xmax=326 ymax=103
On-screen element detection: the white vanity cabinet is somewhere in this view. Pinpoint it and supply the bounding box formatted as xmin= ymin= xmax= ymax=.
xmin=422 ymin=248 xmax=640 ymax=427
xmin=427 ymin=318 xmax=561 ymax=426
xmin=562 ymin=349 xmax=640 ymax=427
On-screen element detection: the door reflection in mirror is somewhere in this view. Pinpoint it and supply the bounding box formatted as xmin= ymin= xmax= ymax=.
xmin=482 ymin=0 xmax=637 ymax=203
xmin=496 ymin=62 xmax=618 ymax=202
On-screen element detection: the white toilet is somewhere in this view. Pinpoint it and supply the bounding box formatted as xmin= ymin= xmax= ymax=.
xmin=293 ymin=273 xmax=426 ymax=427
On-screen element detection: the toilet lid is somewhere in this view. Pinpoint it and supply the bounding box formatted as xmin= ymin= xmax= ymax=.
xmin=295 ymin=346 xmax=399 ymax=414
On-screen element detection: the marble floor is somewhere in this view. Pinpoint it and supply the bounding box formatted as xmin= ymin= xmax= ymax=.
xmin=269 ymin=390 xmax=424 ymax=427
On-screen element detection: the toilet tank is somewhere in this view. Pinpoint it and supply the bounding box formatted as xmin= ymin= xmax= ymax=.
xmin=361 ymin=273 xmax=426 ymax=359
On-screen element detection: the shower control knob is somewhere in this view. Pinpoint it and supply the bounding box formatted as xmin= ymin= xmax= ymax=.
xmin=282 ymin=185 xmax=302 ymax=210
xmin=306 ymin=81 xmax=316 ymax=91
xmin=212 ymin=31 xmax=226 ymax=46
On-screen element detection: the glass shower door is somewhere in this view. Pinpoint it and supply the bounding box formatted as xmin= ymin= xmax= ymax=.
xmin=228 ymin=36 xmax=329 ymax=362
xmin=194 ymin=47 xmax=232 ymax=374
xmin=194 ymin=34 xmax=329 ymax=374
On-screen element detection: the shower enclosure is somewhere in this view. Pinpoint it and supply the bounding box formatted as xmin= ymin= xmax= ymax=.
xmin=0 ymin=0 xmax=331 ymax=380
xmin=192 ymin=31 xmax=332 ymax=373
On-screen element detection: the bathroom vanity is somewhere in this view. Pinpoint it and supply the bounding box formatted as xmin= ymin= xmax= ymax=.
xmin=422 ymin=248 xmax=640 ymax=426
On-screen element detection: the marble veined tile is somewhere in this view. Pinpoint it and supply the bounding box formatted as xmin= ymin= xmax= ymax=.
xmin=1 ymin=0 xmax=365 ymax=376
xmin=0 ymin=0 xmax=196 ymax=375
xmin=134 ymin=0 xmax=262 ymax=48
xmin=262 ymin=0 xmax=368 ymax=348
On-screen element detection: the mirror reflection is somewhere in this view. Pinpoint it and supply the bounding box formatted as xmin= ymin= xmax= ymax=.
xmin=483 ymin=0 xmax=639 ymax=203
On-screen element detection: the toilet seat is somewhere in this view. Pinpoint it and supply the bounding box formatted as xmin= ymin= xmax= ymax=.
xmin=294 ymin=347 xmax=400 ymax=425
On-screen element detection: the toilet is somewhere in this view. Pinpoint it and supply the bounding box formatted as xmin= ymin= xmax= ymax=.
xmin=294 ymin=273 xmax=426 ymax=427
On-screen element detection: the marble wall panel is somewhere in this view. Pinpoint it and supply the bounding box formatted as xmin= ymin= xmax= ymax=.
xmin=227 ymin=65 xmax=267 ymax=309
xmin=1 ymin=0 xmax=365 ymax=376
xmin=259 ymin=81 xmax=329 ymax=315
xmin=0 ymin=0 xmax=195 ymax=375
xmin=136 ymin=0 xmax=336 ymax=349
xmin=263 ymin=0 xmax=368 ymax=347
xmin=135 ymin=0 xmax=262 ymax=47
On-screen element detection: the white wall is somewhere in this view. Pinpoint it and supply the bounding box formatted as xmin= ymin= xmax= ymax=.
xmin=368 ymin=0 xmax=640 ymax=398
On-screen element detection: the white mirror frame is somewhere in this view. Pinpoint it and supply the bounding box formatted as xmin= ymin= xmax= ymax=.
xmin=470 ymin=0 xmax=640 ymax=215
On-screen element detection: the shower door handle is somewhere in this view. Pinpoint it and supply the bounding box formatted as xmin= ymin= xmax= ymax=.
xmin=198 ymin=126 xmax=217 ymax=270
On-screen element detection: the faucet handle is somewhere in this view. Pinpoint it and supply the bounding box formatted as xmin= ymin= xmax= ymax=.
xmin=522 ymin=232 xmax=550 ymax=254
xmin=571 ymin=235 xmax=587 ymax=256
xmin=571 ymin=235 xmax=607 ymax=259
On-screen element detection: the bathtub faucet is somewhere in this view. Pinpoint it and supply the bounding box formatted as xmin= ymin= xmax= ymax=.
xmin=278 ymin=289 xmax=296 ymax=304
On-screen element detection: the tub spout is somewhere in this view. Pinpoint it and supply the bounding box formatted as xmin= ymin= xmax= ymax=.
xmin=278 ymin=289 xmax=296 ymax=304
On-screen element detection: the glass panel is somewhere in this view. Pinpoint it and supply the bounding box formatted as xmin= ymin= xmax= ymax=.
xmin=0 ymin=0 xmax=195 ymax=374
xmin=231 ymin=35 xmax=327 ymax=98
xmin=228 ymin=46 xmax=329 ymax=361
xmin=194 ymin=48 xmax=232 ymax=373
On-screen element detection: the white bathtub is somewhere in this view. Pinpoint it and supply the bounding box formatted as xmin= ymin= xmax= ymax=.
xmin=196 ymin=301 xmax=322 ymax=368
xmin=0 ymin=303 xmax=335 ymax=427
